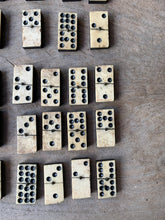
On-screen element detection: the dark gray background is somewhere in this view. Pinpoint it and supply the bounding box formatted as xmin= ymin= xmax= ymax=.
xmin=0 ymin=0 xmax=165 ymax=219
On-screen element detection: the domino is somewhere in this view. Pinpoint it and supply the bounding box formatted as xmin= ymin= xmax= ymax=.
xmin=12 ymin=65 xmax=33 ymax=104
xmin=22 ymin=9 xmax=41 ymax=48
xmin=71 ymin=159 xmax=91 ymax=199
xmin=89 ymin=0 xmax=107 ymax=3
xmin=16 ymin=164 xmax=37 ymax=204
xmin=96 ymin=109 xmax=115 ymax=147
xmin=41 ymin=69 xmax=60 ymax=106
xmin=67 ymin=111 xmax=87 ymax=151
xmin=44 ymin=164 xmax=64 ymax=204
xmin=95 ymin=65 xmax=114 ymax=102
xmin=62 ymin=0 xmax=80 ymax=1
xmin=17 ymin=115 xmax=37 ymax=154
xmin=69 ymin=67 xmax=88 ymax=105
xmin=96 ymin=160 xmax=116 ymax=199
xmin=58 ymin=12 xmax=77 ymax=51
xmin=42 ymin=112 xmax=62 ymax=151
xmin=0 ymin=161 xmax=1 ymax=199
xmin=89 ymin=11 xmax=109 ymax=49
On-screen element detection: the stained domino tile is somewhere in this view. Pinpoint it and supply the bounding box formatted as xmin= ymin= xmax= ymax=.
xmin=96 ymin=160 xmax=116 ymax=199
xmin=69 ymin=67 xmax=88 ymax=105
xmin=67 ymin=112 xmax=87 ymax=151
xmin=58 ymin=12 xmax=77 ymax=50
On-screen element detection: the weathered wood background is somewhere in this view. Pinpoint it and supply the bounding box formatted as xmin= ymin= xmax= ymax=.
xmin=0 ymin=0 xmax=165 ymax=219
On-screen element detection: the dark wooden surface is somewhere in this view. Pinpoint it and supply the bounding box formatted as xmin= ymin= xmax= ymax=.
xmin=0 ymin=0 xmax=165 ymax=219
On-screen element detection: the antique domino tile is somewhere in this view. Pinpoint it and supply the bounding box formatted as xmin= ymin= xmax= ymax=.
xmin=58 ymin=12 xmax=77 ymax=51
xmin=96 ymin=160 xmax=116 ymax=199
xmin=69 ymin=67 xmax=88 ymax=105
xmin=42 ymin=112 xmax=62 ymax=151
xmin=62 ymin=0 xmax=80 ymax=1
xmin=71 ymin=159 xmax=91 ymax=199
xmin=22 ymin=9 xmax=41 ymax=48
xmin=0 ymin=161 xmax=1 ymax=199
xmin=89 ymin=11 xmax=109 ymax=49
xmin=17 ymin=115 xmax=37 ymax=154
xmin=44 ymin=164 xmax=64 ymax=204
xmin=12 ymin=65 xmax=33 ymax=104
xmin=67 ymin=111 xmax=87 ymax=151
xmin=96 ymin=109 xmax=115 ymax=147
xmin=41 ymin=69 xmax=60 ymax=106
xmin=95 ymin=65 xmax=114 ymax=102
xmin=16 ymin=164 xmax=37 ymax=204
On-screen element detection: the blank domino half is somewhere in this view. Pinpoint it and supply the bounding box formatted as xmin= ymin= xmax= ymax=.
xmin=58 ymin=12 xmax=77 ymax=51
xmin=16 ymin=163 xmax=37 ymax=204
xmin=67 ymin=111 xmax=87 ymax=151
xmin=96 ymin=160 xmax=117 ymax=199
xmin=17 ymin=115 xmax=37 ymax=154
xmin=42 ymin=112 xmax=62 ymax=151
xmin=44 ymin=164 xmax=64 ymax=204
xmin=22 ymin=9 xmax=41 ymax=48
xmin=69 ymin=67 xmax=88 ymax=105
xmin=95 ymin=65 xmax=114 ymax=102
xmin=96 ymin=109 xmax=115 ymax=147
xmin=71 ymin=158 xmax=91 ymax=199
xmin=41 ymin=69 xmax=60 ymax=106
xmin=12 ymin=65 xmax=33 ymax=104
xmin=90 ymin=11 xmax=109 ymax=49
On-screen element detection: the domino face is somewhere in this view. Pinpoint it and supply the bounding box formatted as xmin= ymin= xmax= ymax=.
xmin=0 ymin=161 xmax=1 ymax=199
xmin=96 ymin=160 xmax=116 ymax=199
xmin=12 ymin=65 xmax=33 ymax=104
xmin=22 ymin=9 xmax=41 ymax=48
xmin=67 ymin=111 xmax=87 ymax=151
xmin=42 ymin=112 xmax=62 ymax=151
xmin=95 ymin=65 xmax=114 ymax=102
xmin=69 ymin=67 xmax=88 ymax=105
xmin=41 ymin=69 xmax=60 ymax=106
xmin=16 ymin=164 xmax=37 ymax=204
xmin=17 ymin=115 xmax=37 ymax=154
xmin=58 ymin=12 xmax=77 ymax=51
xmin=44 ymin=164 xmax=64 ymax=204
xmin=71 ymin=159 xmax=91 ymax=199
xmin=90 ymin=11 xmax=109 ymax=49
xmin=96 ymin=109 xmax=115 ymax=147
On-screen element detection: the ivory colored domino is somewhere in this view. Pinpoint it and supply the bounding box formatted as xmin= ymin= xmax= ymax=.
xmin=41 ymin=69 xmax=60 ymax=106
xmin=96 ymin=160 xmax=116 ymax=199
xmin=22 ymin=9 xmax=41 ymax=48
xmin=71 ymin=159 xmax=91 ymax=199
xmin=12 ymin=65 xmax=33 ymax=104
xmin=67 ymin=111 xmax=87 ymax=151
xmin=96 ymin=109 xmax=115 ymax=147
xmin=89 ymin=11 xmax=109 ymax=49
xmin=95 ymin=65 xmax=114 ymax=102
xmin=16 ymin=164 xmax=37 ymax=204
xmin=58 ymin=12 xmax=77 ymax=51
xmin=44 ymin=164 xmax=64 ymax=204
xmin=17 ymin=115 xmax=37 ymax=154
xmin=42 ymin=112 xmax=62 ymax=151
